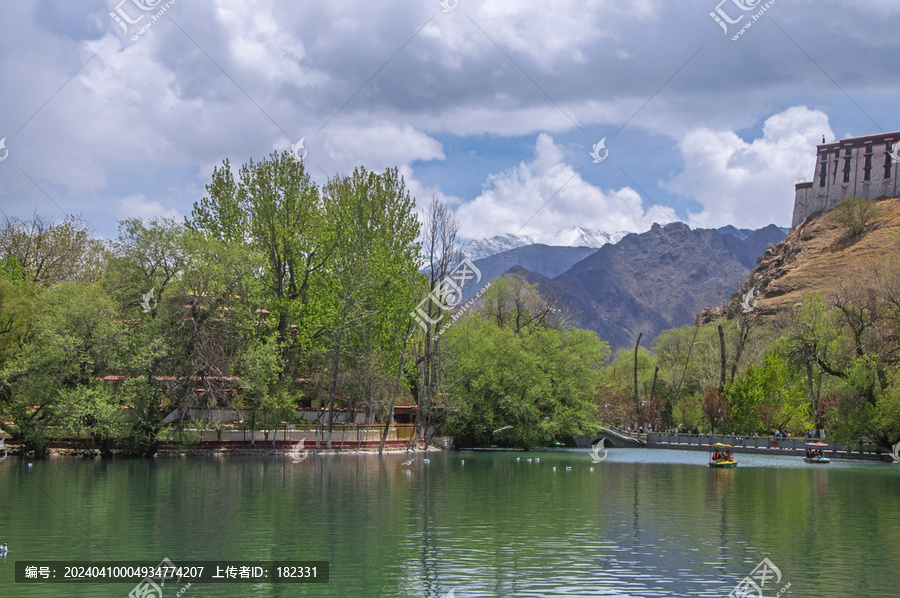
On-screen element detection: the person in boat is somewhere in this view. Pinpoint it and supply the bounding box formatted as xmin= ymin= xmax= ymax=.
xmin=713 ymin=451 xmax=720 ymax=460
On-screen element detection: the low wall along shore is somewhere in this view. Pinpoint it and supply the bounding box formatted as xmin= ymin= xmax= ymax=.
xmin=0 ymin=425 xmax=446 ymax=455
xmin=647 ymin=432 xmax=893 ymax=461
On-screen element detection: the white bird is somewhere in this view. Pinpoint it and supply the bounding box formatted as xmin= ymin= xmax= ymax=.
xmin=590 ymin=467 xmax=594 ymax=472
xmin=0 ymin=543 xmax=7 ymax=554
xmin=552 ymin=466 xmax=557 ymax=471
xmin=460 ymin=460 xmax=464 ymax=465
xmin=423 ymin=459 xmax=430 ymax=464
xmin=402 ymin=458 xmax=414 ymax=466
xmin=565 ymin=466 xmax=572 ymax=471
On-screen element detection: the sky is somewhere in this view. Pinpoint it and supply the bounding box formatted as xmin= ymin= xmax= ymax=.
xmin=0 ymin=0 xmax=898 ymax=243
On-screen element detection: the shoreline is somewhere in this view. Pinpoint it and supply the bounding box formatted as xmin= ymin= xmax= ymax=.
xmin=0 ymin=442 xmax=436 ymax=458
xmin=2 ymin=441 xmax=895 ymax=463
xmin=644 ymin=441 xmax=895 ymax=463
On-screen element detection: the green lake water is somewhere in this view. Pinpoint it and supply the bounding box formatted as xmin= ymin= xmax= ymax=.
xmin=0 ymin=448 xmax=898 ymax=597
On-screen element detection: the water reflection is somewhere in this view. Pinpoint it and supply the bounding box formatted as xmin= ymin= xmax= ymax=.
xmin=0 ymin=450 xmax=897 ymax=596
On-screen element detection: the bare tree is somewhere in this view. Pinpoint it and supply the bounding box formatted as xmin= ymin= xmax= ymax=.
xmin=411 ymin=197 xmax=462 ymax=450
xmin=481 ymin=273 xmax=572 ymax=333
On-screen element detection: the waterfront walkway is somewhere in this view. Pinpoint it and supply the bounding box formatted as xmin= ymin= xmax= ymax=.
xmin=647 ymin=432 xmax=895 ymax=462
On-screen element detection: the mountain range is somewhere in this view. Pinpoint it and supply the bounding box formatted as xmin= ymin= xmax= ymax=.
xmin=463 ymin=222 xmax=788 ymax=351
xmin=462 ymin=226 xmax=629 ymax=261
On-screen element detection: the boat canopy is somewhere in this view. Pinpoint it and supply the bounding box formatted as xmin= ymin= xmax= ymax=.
xmin=806 ymin=442 xmax=828 ymax=447
xmin=709 ymin=443 xmax=733 ymax=449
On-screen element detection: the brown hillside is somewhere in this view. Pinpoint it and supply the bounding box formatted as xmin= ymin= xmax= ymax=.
xmin=701 ymin=196 xmax=900 ymax=322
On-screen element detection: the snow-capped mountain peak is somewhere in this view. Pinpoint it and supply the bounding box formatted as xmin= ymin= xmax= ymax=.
xmin=533 ymin=226 xmax=628 ymax=249
xmin=461 ymin=226 xmax=629 ymax=261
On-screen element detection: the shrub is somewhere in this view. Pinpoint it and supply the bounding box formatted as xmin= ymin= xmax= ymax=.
xmin=828 ymin=196 xmax=882 ymax=236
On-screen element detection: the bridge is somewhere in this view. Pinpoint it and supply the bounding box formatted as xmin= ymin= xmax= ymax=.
xmin=575 ymin=427 xmax=646 ymax=448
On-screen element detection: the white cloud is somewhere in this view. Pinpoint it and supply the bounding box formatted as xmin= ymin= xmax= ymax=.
xmin=456 ymin=133 xmax=675 ymax=238
xmin=665 ymin=106 xmax=834 ymax=228
xmin=280 ymin=122 xmax=445 ymax=180
xmin=116 ymin=194 xmax=181 ymax=220
xmin=471 ymin=0 xmax=660 ymax=68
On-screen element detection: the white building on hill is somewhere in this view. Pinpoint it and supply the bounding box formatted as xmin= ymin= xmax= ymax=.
xmin=793 ymin=131 xmax=900 ymax=227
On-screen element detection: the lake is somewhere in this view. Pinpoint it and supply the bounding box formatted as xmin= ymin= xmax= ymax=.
xmin=0 ymin=448 xmax=898 ymax=597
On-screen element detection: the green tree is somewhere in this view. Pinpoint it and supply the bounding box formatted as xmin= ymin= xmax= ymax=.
xmin=188 ymin=152 xmax=332 ymax=356
xmin=320 ymin=167 xmax=421 ymax=447
xmin=0 ymin=214 xmax=105 ymax=284
xmin=828 ymin=196 xmax=882 ymax=237
xmin=0 ymin=282 xmax=125 ymax=456
xmin=54 ymin=385 xmax=125 ymax=457
xmin=106 ymin=217 xmax=188 ymax=315
xmin=784 ymin=292 xmax=848 ymax=435
xmin=827 ymin=354 xmax=900 ymax=449
xmin=236 ymin=335 xmax=296 ymax=446
xmin=0 ymin=264 xmax=34 ymax=372
xmin=724 ymin=351 xmax=809 ymax=434
xmin=445 ymin=315 xmax=608 ymax=448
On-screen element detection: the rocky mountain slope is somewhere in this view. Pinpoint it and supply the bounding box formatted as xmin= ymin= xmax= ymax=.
xmin=467 ymin=244 xmax=599 ymax=299
xmin=702 ymin=197 xmax=900 ymax=322
xmin=509 ymin=223 xmax=787 ymax=351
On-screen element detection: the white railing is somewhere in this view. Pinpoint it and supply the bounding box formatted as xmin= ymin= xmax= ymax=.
xmin=189 ymin=426 xmax=407 ymax=443
xmin=648 ymin=432 xmax=882 ymax=456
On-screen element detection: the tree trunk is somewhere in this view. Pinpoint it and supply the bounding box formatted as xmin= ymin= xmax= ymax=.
xmin=673 ymin=324 xmax=699 ymax=401
xmin=717 ymin=324 xmax=727 ymax=394
xmin=326 ymin=289 xmax=351 ymax=449
xmin=633 ymin=332 xmax=642 ymax=418
xmin=380 ymin=325 xmax=412 ymax=454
